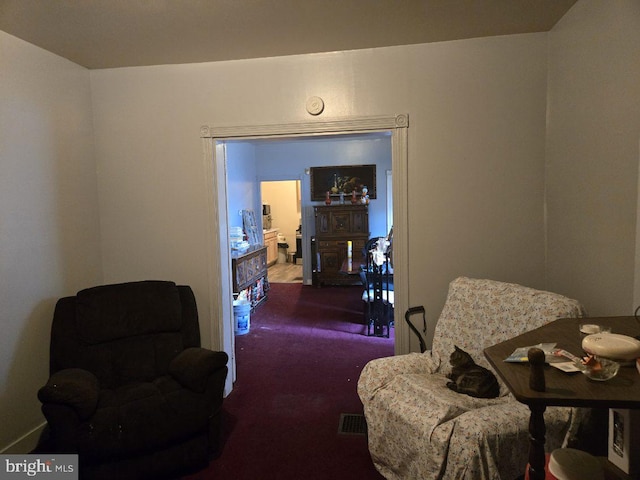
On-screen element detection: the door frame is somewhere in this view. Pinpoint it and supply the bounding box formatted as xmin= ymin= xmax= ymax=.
xmin=201 ymin=114 xmax=410 ymax=395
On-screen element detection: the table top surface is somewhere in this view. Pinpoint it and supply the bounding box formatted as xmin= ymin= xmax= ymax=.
xmin=484 ymin=316 xmax=640 ymax=409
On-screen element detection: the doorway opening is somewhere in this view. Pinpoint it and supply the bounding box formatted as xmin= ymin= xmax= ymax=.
xmin=261 ymin=180 xmax=303 ymax=283
xmin=201 ymin=114 xmax=409 ymax=395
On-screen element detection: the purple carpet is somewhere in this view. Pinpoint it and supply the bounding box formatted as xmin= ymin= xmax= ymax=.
xmin=183 ymin=283 xmax=393 ymax=479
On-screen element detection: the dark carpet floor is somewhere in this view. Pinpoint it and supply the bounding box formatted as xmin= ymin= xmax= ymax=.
xmin=183 ymin=283 xmax=393 ymax=480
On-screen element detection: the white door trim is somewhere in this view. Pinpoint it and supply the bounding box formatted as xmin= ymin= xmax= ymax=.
xmin=201 ymin=114 xmax=410 ymax=395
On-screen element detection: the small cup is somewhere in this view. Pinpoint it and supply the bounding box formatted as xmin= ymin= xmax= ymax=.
xmin=579 ymin=324 xmax=611 ymax=336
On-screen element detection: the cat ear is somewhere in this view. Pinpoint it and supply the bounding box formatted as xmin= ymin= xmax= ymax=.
xmin=454 ymin=345 xmax=461 ymax=351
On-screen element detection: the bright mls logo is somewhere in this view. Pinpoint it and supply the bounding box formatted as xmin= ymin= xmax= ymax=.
xmin=1 ymin=455 xmax=77 ymax=479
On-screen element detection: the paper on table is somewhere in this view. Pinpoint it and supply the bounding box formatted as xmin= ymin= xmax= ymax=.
xmin=504 ymin=343 xmax=558 ymax=363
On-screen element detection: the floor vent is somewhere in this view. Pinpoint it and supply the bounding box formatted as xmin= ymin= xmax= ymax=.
xmin=338 ymin=413 xmax=367 ymax=436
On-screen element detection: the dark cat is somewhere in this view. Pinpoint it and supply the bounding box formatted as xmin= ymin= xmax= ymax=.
xmin=446 ymin=345 xmax=500 ymax=398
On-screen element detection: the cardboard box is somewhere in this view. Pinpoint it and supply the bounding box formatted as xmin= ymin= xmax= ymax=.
xmin=608 ymin=408 xmax=640 ymax=475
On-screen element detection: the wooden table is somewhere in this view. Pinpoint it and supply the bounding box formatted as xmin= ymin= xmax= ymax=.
xmin=484 ymin=316 xmax=640 ymax=480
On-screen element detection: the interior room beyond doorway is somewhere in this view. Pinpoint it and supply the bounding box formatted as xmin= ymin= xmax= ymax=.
xmin=211 ymin=118 xmax=408 ymax=396
xmin=261 ymin=180 xmax=303 ymax=283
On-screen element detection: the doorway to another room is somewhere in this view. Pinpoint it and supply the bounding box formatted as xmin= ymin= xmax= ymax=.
xmin=201 ymin=114 xmax=409 ymax=395
xmin=261 ymin=180 xmax=303 ymax=284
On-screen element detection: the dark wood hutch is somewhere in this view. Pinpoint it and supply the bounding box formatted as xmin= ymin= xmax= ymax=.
xmin=313 ymin=204 xmax=369 ymax=286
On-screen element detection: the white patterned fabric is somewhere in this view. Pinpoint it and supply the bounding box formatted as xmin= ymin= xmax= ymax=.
xmin=358 ymin=277 xmax=586 ymax=480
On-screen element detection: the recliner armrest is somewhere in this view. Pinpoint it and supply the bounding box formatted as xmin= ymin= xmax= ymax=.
xmin=169 ymin=347 xmax=229 ymax=393
xmin=357 ymin=352 xmax=439 ymax=401
xmin=37 ymin=368 xmax=99 ymax=420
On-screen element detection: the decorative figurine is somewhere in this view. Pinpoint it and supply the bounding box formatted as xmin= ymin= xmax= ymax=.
xmin=325 ymin=191 xmax=332 ymax=205
xmin=361 ymin=186 xmax=370 ymax=205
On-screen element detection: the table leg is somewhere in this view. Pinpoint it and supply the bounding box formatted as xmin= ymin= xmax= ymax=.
xmin=527 ymin=404 xmax=546 ymax=480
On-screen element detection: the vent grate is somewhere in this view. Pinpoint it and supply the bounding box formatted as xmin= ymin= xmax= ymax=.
xmin=338 ymin=413 xmax=367 ymax=436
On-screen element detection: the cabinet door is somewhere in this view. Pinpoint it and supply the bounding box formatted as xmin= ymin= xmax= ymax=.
xmin=330 ymin=211 xmax=351 ymax=234
xmin=318 ymin=249 xmax=340 ymax=273
xmin=233 ymin=260 xmax=246 ymax=291
xmin=315 ymin=210 xmax=330 ymax=235
xmin=351 ymin=210 xmax=368 ymax=234
xmin=322 ymin=239 xmax=355 ymax=271
xmin=256 ymin=249 xmax=267 ymax=274
xmin=266 ymin=237 xmax=277 ymax=264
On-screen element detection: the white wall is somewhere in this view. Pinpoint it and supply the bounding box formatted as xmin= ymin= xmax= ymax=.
xmin=90 ymin=33 xmax=550 ymax=354
xmin=0 ymin=32 xmax=103 ymax=452
xmin=226 ymin=142 xmax=259 ymax=234
xmin=546 ymin=0 xmax=640 ymax=315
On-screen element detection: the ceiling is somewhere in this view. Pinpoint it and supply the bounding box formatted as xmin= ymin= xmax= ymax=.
xmin=0 ymin=0 xmax=577 ymax=70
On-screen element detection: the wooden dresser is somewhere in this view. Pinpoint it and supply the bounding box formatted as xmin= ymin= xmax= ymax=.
xmin=231 ymin=245 xmax=268 ymax=307
xmin=313 ymin=204 xmax=369 ymax=286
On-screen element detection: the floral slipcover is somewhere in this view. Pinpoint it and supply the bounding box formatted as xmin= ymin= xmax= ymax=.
xmin=357 ymin=277 xmax=586 ymax=480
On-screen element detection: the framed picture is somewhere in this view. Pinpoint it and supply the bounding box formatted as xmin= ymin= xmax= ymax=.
xmin=309 ymin=164 xmax=376 ymax=201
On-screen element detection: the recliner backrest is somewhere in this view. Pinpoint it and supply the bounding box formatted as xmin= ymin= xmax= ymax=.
xmin=431 ymin=277 xmax=585 ymax=375
xmin=49 ymin=281 xmax=201 ymax=388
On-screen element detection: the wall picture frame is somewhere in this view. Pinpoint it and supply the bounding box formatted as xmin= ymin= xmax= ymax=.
xmin=309 ymin=164 xmax=376 ymax=201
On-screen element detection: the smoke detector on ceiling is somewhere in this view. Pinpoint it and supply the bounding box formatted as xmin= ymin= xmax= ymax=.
xmin=306 ymin=96 xmax=324 ymax=116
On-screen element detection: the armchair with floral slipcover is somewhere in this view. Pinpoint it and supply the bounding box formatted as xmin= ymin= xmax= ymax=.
xmin=357 ymin=277 xmax=586 ymax=480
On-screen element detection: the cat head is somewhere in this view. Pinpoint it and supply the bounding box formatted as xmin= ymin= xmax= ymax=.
xmin=449 ymin=345 xmax=474 ymax=367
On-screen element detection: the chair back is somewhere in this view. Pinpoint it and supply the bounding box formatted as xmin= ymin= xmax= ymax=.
xmin=49 ymin=281 xmax=201 ymax=388
xmin=362 ymin=237 xmax=393 ymax=293
xmin=431 ymin=277 xmax=585 ymax=374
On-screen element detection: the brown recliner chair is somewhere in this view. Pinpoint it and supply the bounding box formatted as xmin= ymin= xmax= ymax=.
xmin=37 ymin=280 xmax=228 ymax=479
